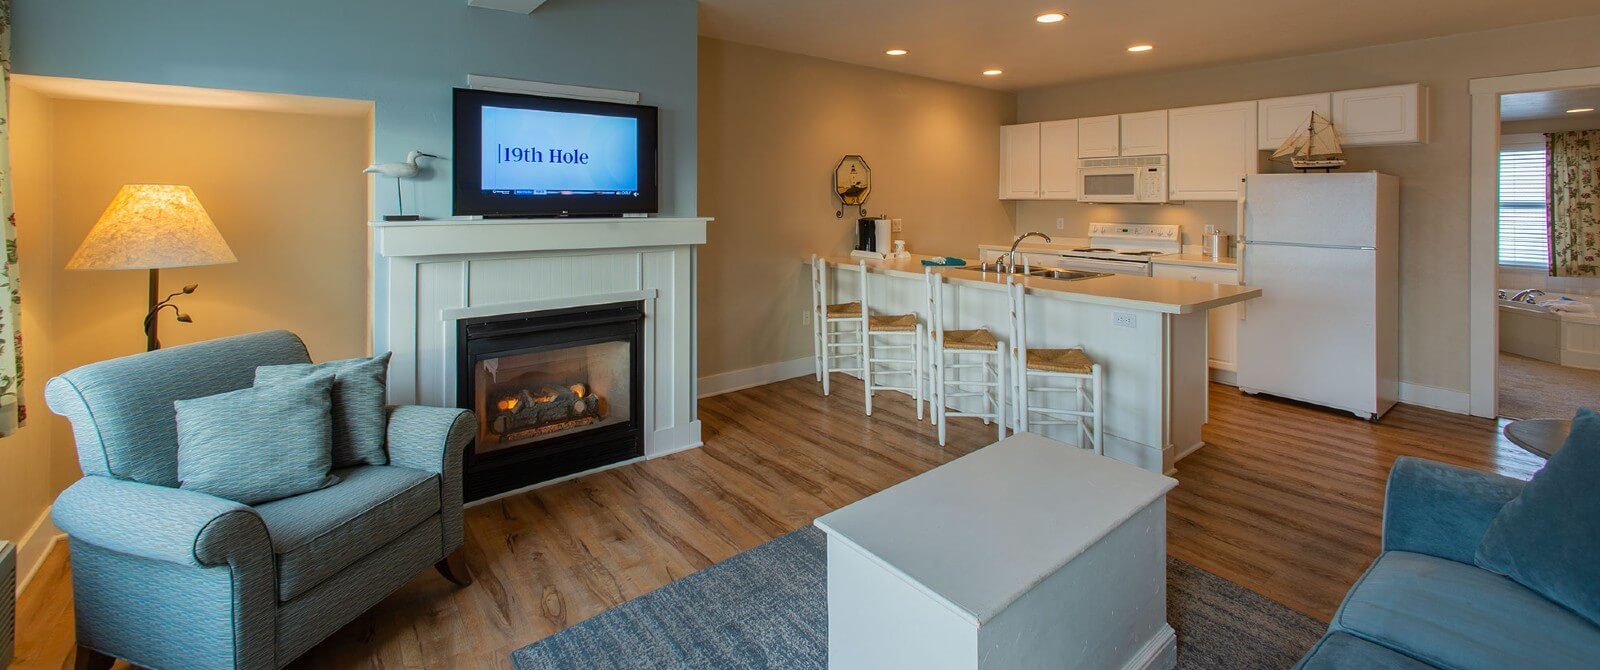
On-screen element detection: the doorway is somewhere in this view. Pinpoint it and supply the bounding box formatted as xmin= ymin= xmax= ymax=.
xmin=1469 ymin=66 xmax=1600 ymax=420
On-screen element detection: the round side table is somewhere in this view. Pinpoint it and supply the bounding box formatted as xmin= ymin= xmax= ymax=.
xmin=1502 ymin=418 xmax=1571 ymax=460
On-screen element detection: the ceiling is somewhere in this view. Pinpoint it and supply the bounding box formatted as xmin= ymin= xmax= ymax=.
xmin=698 ymin=0 xmax=1600 ymax=91
xmin=1501 ymin=87 xmax=1600 ymax=122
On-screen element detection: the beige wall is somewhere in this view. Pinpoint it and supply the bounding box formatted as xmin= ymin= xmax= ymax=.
xmin=3 ymin=90 xmax=370 ymax=557
xmin=0 ymin=85 xmax=62 ymax=556
xmin=1016 ymin=15 xmax=1600 ymax=394
xmin=1502 ymin=116 xmax=1600 ymax=135
xmin=698 ymin=37 xmax=1017 ymax=377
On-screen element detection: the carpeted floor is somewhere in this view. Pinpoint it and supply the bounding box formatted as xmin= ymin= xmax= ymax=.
xmin=511 ymin=526 xmax=1325 ymax=669
xmin=1499 ymin=352 xmax=1600 ymax=420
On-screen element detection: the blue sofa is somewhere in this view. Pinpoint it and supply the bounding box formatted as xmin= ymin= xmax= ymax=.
xmin=1295 ymin=457 xmax=1600 ymax=669
xmin=46 ymin=331 xmax=478 ymax=670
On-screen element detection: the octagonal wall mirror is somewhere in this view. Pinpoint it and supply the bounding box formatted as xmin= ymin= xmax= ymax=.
xmin=834 ymin=155 xmax=871 ymax=207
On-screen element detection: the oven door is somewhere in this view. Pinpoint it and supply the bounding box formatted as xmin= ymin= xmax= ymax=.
xmin=1050 ymin=255 xmax=1152 ymax=276
xmin=1078 ymin=168 xmax=1139 ymax=203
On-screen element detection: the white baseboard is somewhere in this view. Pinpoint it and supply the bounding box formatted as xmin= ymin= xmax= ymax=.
xmin=15 ymin=507 xmax=63 ymax=596
xmin=1397 ymin=382 xmax=1471 ymax=415
xmin=1124 ymin=623 xmax=1178 ymax=670
xmin=698 ymin=357 xmax=813 ymax=398
xmin=1208 ymin=368 xmax=1237 ymax=386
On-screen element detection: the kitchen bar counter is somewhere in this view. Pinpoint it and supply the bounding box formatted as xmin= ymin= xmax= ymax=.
xmin=811 ymin=253 xmax=1261 ymax=473
xmin=820 ymin=255 xmax=1258 ymax=314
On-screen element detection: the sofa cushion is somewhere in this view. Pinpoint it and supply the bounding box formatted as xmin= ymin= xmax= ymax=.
xmin=1294 ymin=632 xmax=1435 ymax=670
xmin=175 ymin=373 xmax=340 ymax=505
xmin=1332 ymin=551 xmax=1600 ymax=670
xmin=1475 ymin=407 xmax=1600 ymax=627
xmin=255 ymin=465 xmax=439 ymax=601
xmin=256 ymin=353 xmax=392 ymax=468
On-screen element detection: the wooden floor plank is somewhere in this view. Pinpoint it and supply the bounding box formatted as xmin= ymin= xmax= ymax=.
xmin=14 ymin=376 xmax=1540 ymax=668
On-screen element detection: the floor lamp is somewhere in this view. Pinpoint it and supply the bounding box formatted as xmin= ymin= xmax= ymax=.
xmin=66 ymin=185 xmax=237 ymax=351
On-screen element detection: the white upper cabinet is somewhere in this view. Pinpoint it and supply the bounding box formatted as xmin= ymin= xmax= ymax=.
xmin=1000 ymin=122 xmax=1042 ymax=199
xmin=1119 ymin=110 xmax=1168 ymax=156
xmin=1257 ymin=93 xmax=1332 ymax=151
xmin=1039 ymin=119 xmax=1080 ymax=199
xmin=1332 ymin=84 xmax=1429 ymax=146
xmin=1168 ymin=101 xmax=1259 ymax=201
xmin=1078 ymin=115 xmax=1121 ymax=158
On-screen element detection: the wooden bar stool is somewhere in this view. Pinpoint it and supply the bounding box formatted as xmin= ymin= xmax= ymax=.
xmin=926 ymin=268 xmax=1007 ymax=446
xmin=856 ymin=260 xmax=924 ymax=419
xmin=1007 ymin=277 xmax=1103 ymax=454
xmin=812 ymin=255 xmax=864 ymax=397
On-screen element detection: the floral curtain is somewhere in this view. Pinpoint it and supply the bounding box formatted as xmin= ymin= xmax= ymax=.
xmin=0 ymin=0 xmax=23 ymax=437
xmin=1547 ymin=129 xmax=1600 ymax=277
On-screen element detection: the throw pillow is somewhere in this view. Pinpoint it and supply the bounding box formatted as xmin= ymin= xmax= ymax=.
xmin=176 ymin=373 xmax=340 ymax=505
xmin=1476 ymin=406 xmax=1600 ymax=627
xmin=255 ymin=352 xmax=391 ymax=467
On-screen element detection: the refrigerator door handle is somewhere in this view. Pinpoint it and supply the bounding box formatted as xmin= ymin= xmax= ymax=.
xmin=1237 ymin=179 xmax=1248 ymax=321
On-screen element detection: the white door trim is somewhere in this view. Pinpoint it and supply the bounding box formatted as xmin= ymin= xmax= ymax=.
xmin=1468 ymin=65 xmax=1600 ymax=418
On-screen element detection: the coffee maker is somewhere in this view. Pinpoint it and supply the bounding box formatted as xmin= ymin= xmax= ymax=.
xmin=855 ymin=217 xmax=893 ymax=255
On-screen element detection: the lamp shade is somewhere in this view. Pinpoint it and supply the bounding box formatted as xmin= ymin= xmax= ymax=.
xmin=66 ymin=184 xmax=237 ymax=271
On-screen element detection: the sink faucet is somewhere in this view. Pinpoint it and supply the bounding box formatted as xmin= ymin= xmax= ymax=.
xmin=1001 ymin=232 xmax=1054 ymax=274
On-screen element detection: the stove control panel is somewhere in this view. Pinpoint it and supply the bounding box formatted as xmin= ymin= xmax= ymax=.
xmin=1088 ymin=222 xmax=1180 ymax=240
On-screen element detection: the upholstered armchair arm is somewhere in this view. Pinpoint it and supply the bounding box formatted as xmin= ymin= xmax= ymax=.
xmin=385 ymin=405 xmax=475 ymax=556
xmin=53 ymin=475 xmax=272 ymax=567
xmin=1382 ymin=457 xmax=1526 ymax=564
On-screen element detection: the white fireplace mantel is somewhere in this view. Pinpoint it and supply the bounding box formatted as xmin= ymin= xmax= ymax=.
xmin=371 ymin=216 xmax=710 ymax=468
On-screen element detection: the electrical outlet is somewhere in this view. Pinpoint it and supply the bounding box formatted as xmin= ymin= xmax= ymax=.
xmin=1056 ymin=217 xmax=1065 ymax=230
xmin=891 ymin=218 xmax=904 ymax=233
xmin=1112 ymin=312 xmax=1136 ymax=329
xmin=802 ymin=308 xmax=811 ymax=325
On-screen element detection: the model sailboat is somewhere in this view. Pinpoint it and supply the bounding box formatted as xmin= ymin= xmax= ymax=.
xmin=1272 ymin=111 xmax=1347 ymax=171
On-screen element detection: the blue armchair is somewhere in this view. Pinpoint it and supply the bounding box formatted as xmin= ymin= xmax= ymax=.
xmin=46 ymin=331 xmax=477 ymax=670
xmin=1295 ymin=457 xmax=1600 ymax=669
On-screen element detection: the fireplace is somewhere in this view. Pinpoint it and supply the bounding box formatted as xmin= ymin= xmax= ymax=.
xmin=456 ymin=301 xmax=645 ymax=501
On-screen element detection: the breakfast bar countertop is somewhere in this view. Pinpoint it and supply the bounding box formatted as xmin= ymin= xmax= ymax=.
xmin=813 ymin=255 xmax=1260 ymax=315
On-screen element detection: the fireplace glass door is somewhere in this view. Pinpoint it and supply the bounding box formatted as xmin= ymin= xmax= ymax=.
xmin=473 ymin=340 xmax=632 ymax=453
xmin=457 ymin=300 xmax=646 ymax=501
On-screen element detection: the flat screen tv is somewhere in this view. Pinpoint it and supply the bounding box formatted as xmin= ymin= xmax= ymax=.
xmin=453 ymin=88 xmax=659 ymax=218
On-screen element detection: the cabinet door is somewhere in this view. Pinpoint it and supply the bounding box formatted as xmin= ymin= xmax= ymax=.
xmin=1040 ymin=119 xmax=1079 ymax=199
xmin=1078 ymin=115 xmax=1121 ymax=158
xmin=999 ymin=123 xmax=1041 ymax=199
xmin=1332 ymin=84 xmax=1428 ymax=146
xmin=1168 ymin=101 xmax=1259 ymax=201
xmin=1119 ymin=110 xmax=1168 ymax=156
xmin=1151 ymin=263 xmax=1240 ymax=373
xmin=1257 ymin=93 xmax=1332 ymax=151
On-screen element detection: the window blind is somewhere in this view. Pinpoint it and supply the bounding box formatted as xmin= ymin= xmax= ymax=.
xmin=1498 ymin=146 xmax=1549 ymax=267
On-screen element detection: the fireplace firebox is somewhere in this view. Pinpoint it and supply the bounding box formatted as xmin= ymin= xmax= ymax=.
xmin=457 ymin=301 xmax=645 ymax=501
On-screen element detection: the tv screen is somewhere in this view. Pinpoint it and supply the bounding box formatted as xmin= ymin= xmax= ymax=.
xmin=453 ymin=88 xmax=659 ymax=217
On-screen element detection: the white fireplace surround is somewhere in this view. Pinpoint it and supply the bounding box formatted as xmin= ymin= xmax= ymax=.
xmin=371 ymin=217 xmax=710 ymax=471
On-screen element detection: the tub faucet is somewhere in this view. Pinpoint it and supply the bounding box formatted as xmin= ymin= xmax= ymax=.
xmin=1001 ymin=232 xmax=1054 ymax=274
xmin=1510 ymin=289 xmax=1546 ymax=304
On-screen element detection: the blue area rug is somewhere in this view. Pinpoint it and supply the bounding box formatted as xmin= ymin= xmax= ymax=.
xmin=510 ymin=526 xmax=1323 ymax=669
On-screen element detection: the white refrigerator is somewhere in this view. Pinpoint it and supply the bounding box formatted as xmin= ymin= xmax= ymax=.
xmin=1236 ymin=172 xmax=1400 ymax=420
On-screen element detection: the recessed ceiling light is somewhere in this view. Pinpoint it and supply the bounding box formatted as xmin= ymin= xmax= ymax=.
xmin=982 ymin=69 xmax=1004 ymax=76
xmin=885 ymin=48 xmax=908 ymax=56
xmin=1568 ymin=107 xmax=1596 ymax=114
xmin=1035 ymin=12 xmax=1067 ymax=23
xmin=1127 ymin=44 xmax=1154 ymax=53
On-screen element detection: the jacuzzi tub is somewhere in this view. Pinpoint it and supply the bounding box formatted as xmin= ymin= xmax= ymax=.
xmin=1499 ymin=291 xmax=1600 ymax=370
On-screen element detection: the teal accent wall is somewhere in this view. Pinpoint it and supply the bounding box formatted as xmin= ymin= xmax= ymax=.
xmin=12 ymin=0 xmax=698 ymax=219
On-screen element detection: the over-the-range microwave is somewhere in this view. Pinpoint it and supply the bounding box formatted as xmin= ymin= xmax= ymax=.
xmin=1078 ymin=155 xmax=1167 ymax=204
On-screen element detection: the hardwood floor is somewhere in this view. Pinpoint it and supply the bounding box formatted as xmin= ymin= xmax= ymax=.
xmin=13 ymin=376 xmax=1543 ymax=669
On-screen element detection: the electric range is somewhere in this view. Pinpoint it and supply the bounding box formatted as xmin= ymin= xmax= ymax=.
xmin=1054 ymin=223 xmax=1181 ymax=276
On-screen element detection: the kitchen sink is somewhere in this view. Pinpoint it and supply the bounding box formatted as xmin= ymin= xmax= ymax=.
xmin=947 ymin=264 xmax=1028 ymax=275
xmin=1027 ymin=269 xmax=1112 ymax=281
